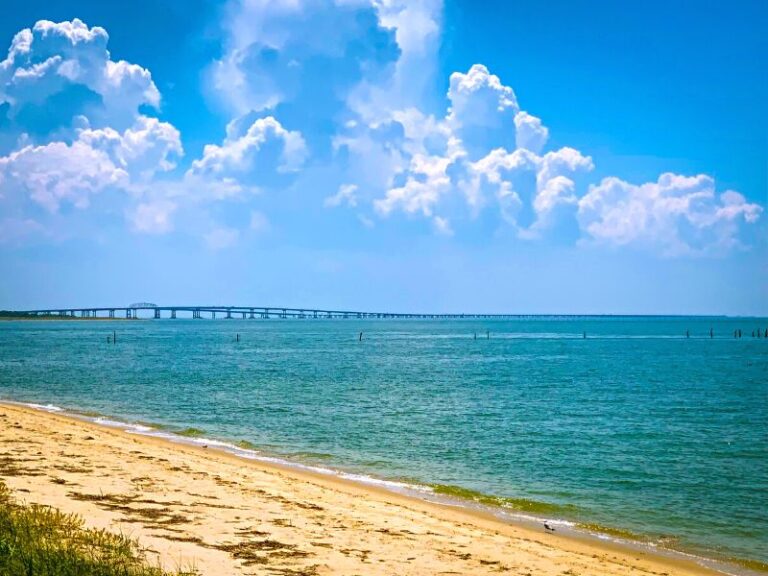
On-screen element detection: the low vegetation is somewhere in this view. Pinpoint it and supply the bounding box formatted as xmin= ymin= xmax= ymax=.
xmin=0 ymin=481 xmax=195 ymax=575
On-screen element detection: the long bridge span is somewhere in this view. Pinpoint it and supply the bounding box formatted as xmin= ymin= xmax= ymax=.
xmin=11 ymin=304 xmax=523 ymax=320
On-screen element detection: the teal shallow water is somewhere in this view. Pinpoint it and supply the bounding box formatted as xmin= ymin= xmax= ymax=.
xmin=0 ymin=317 xmax=766 ymax=569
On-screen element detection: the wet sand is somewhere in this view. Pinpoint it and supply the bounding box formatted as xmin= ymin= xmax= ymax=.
xmin=1 ymin=402 xmax=720 ymax=575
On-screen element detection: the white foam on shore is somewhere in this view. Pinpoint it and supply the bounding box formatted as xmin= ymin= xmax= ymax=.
xmin=25 ymin=402 xmax=63 ymax=412
xmin=94 ymin=417 xmax=153 ymax=433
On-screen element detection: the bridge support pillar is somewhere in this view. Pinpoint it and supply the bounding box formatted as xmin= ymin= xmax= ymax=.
xmin=226 ymin=309 xmax=232 ymax=319
xmin=249 ymin=309 xmax=255 ymax=319
xmin=154 ymin=309 xmax=161 ymax=319
xmin=109 ymin=310 xmax=115 ymax=318
xmin=125 ymin=309 xmax=131 ymax=319
xmin=212 ymin=311 xmax=216 ymax=319
xmin=171 ymin=309 xmax=176 ymax=319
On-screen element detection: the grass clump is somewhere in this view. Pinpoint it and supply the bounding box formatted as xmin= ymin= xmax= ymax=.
xmin=0 ymin=481 xmax=194 ymax=575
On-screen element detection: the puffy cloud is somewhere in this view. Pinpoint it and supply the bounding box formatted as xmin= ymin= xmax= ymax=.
xmin=0 ymin=19 xmax=160 ymax=134
xmin=213 ymin=0 xmax=400 ymax=116
xmin=447 ymin=64 xmax=518 ymax=129
xmin=0 ymin=19 xmax=186 ymax=235
xmin=0 ymin=138 xmax=128 ymax=212
xmin=324 ymin=183 xmax=358 ymax=207
xmin=374 ymin=140 xmax=463 ymax=217
xmin=342 ymin=58 xmax=761 ymax=256
xmin=462 ymin=146 xmax=593 ymax=235
xmin=333 ymin=108 xmax=449 ymax=200
xmin=578 ymin=173 xmax=763 ymax=255
xmin=349 ymin=0 xmax=442 ymax=119
xmin=0 ymin=14 xmax=761 ymax=257
xmin=336 ymin=63 xmax=597 ymax=237
xmin=78 ymin=116 xmax=182 ymax=180
xmin=0 ymin=117 xmax=182 ymax=212
xmin=330 ymin=59 xmax=762 ymax=252
xmin=514 ymin=111 xmax=548 ymax=154
xmin=188 ymin=116 xmax=307 ymax=192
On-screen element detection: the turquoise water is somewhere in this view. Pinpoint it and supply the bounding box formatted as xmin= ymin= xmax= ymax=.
xmin=0 ymin=317 xmax=766 ymax=569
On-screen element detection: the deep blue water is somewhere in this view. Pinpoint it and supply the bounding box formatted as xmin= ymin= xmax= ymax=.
xmin=0 ymin=317 xmax=766 ymax=567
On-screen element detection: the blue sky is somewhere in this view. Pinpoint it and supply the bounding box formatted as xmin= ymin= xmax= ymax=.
xmin=0 ymin=0 xmax=766 ymax=315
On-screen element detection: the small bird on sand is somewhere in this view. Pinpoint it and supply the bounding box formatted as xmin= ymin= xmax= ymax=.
xmin=544 ymin=522 xmax=556 ymax=532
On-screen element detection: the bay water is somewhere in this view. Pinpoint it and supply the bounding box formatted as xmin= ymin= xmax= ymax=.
xmin=0 ymin=317 xmax=766 ymax=570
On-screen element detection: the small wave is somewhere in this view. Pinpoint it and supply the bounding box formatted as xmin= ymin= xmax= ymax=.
xmin=94 ymin=417 xmax=153 ymax=433
xmin=337 ymin=472 xmax=426 ymax=492
xmin=577 ymin=522 xmax=651 ymax=543
xmin=25 ymin=403 xmax=63 ymax=412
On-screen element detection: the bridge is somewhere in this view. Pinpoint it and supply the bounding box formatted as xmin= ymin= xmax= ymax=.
xmin=9 ymin=305 xmax=524 ymax=320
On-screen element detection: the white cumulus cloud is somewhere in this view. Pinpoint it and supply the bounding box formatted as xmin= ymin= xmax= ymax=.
xmin=514 ymin=111 xmax=548 ymax=154
xmin=447 ymin=64 xmax=518 ymax=128
xmin=188 ymin=116 xmax=307 ymax=191
xmin=0 ymin=19 xmax=160 ymax=133
xmin=0 ymin=138 xmax=128 ymax=212
xmin=0 ymin=117 xmax=182 ymax=212
xmin=213 ymin=0 xmax=401 ymax=116
xmin=578 ymin=173 xmax=763 ymax=255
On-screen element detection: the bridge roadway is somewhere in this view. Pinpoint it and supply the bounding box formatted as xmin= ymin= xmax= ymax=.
xmin=13 ymin=305 xmax=525 ymax=320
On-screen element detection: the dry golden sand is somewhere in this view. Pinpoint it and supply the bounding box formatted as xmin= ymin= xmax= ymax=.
xmin=0 ymin=402 xmax=719 ymax=576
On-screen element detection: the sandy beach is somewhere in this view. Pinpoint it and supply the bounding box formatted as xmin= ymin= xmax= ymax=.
xmin=0 ymin=402 xmax=722 ymax=576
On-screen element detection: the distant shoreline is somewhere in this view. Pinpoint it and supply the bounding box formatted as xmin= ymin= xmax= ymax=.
xmin=0 ymin=316 xmax=138 ymax=321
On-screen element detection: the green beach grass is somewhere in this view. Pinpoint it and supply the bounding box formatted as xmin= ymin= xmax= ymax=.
xmin=0 ymin=481 xmax=195 ymax=576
